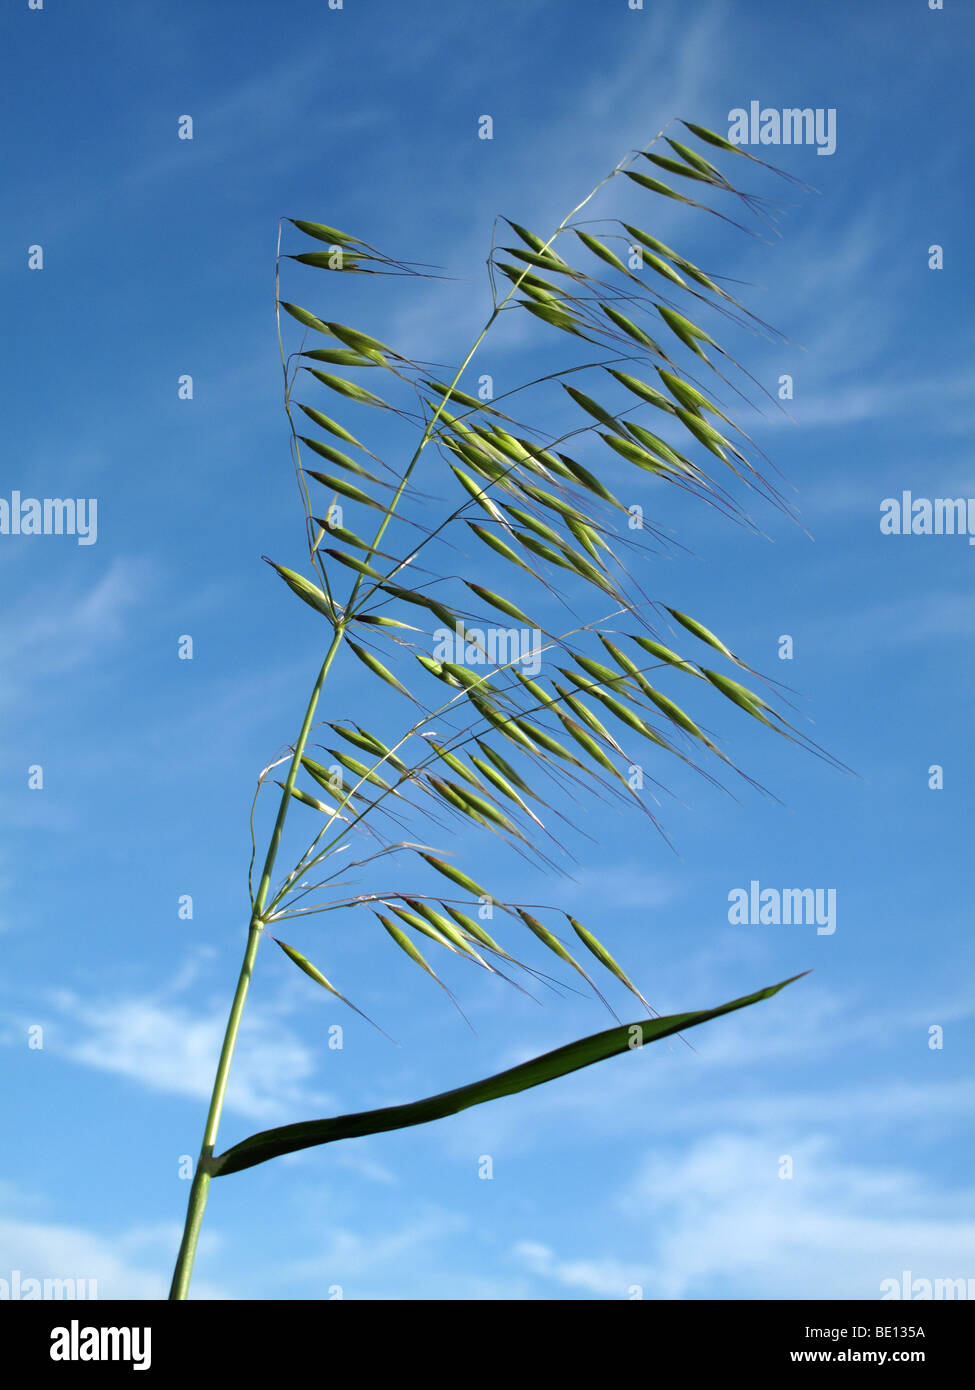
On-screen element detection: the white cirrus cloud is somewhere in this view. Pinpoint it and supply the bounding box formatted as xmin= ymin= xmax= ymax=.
xmin=513 ymin=1130 xmax=975 ymax=1300
xmin=38 ymin=987 xmax=331 ymax=1123
xmin=0 ymin=1212 xmax=228 ymax=1300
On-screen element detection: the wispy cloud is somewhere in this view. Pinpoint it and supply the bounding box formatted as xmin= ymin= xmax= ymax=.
xmin=513 ymin=1128 xmax=975 ymax=1299
xmin=26 ymin=986 xmax=331 ymax=1123
xmin=616 ymin=1130 xmax=975 ymax=1298
xmin=513 ymin=1239 xmax=648 ymax=1298
xmin=381 ymin=3 xmax=730 ymax=363
xmin=0 ymin=1209 xmax=228 ymax=1300
xmin=0 ymin=559 xmax=151 ymax=708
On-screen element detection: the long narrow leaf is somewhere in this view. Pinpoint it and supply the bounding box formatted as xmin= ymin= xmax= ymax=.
xmin=209 ymin=975 xmax=804 ymax=1176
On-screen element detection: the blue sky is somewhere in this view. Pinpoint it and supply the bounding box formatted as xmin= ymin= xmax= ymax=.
xmin=1 ymin=0 xmax=973 ymax=1301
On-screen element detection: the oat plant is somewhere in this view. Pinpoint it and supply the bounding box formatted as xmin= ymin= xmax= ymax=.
xmin=169 ymin=121 xmax=830 ymax=1299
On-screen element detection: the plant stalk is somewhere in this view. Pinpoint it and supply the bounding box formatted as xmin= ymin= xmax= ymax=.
xmin=170 ymin=142 xmax=666 ymax=1298
xmin=169 ymin=626 xmax=345 ymax=1299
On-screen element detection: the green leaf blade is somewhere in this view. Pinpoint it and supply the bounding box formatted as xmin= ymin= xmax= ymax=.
xmin=210 ymin=974 xmax=806 ymax=1176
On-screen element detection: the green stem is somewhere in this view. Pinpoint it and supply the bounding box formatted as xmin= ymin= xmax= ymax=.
xmin=169 ymin=626 xmax=346 ymax=1299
